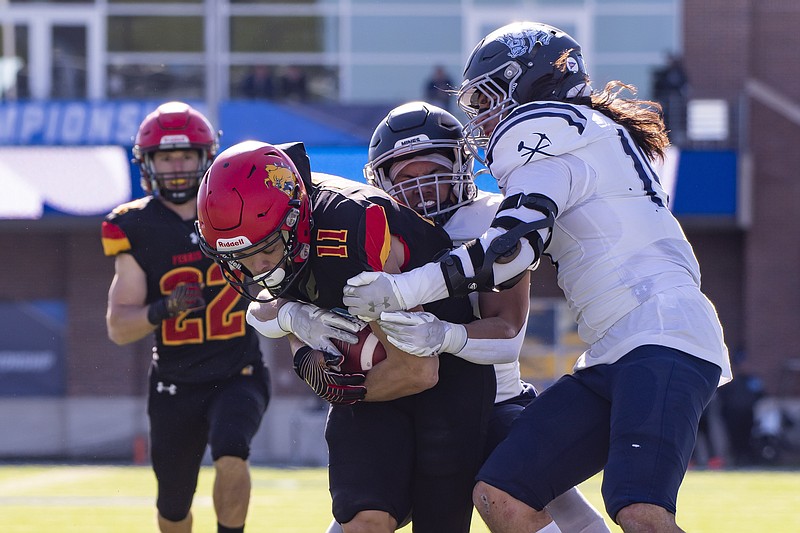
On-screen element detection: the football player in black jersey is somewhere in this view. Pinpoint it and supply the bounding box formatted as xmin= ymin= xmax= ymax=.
xmin=102 ymin=102 xmax=270 ymax=533
xmin=196 ymin=140 xmax=496 ymax=533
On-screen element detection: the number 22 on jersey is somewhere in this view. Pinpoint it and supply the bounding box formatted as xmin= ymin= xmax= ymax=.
xmin=159 ymin=264 xmax=244 ymax=345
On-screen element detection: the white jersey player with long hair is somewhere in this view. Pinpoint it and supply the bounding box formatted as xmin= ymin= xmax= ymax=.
xmin=344 ymin=23 xmax=731 ymax=533
xmin=328 ymin=101 xmax=610 ymax=533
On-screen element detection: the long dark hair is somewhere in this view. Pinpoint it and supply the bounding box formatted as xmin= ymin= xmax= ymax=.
xmin=589 ymin=81 xmax=670 ymax=162
xmin=553 ymin=51 xmax=670 ymax=161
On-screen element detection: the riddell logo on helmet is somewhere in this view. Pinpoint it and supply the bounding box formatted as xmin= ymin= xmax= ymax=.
xmin=216 ymin=236 xmax=253 ymax=250
xmin=159 ymin=134 xmax=191 ymax=147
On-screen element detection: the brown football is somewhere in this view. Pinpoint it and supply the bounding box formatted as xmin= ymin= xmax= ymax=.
xmin=332 ymin=325 xmax=387 ymax=373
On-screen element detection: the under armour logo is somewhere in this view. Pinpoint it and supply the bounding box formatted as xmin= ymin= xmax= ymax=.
xmin=368 ymin=297 xmax=393 ymax=314
xmin=517 ymin=133 xmax=555 ymax=162
xmin=156 ymin=381 xmax=177 ymax=395
xmin=189 ymin=232 xmax=200 ymax=245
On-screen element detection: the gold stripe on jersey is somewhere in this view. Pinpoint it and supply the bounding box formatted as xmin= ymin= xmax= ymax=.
xmin=101 ymin=220 xmax=132 ymax=256
xmin=317 ymin=245 xmax=348 ymax=258
xmin=317 ymin=229 xmax=348 ymax=242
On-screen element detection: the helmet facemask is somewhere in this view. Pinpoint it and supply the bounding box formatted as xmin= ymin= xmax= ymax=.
xmin=133 ymin=101 xmax=219 ymax=204
xmin=388 ymin=171 xmax=466 ymax=224
xmin=141 ymin=150 xmax=209 ymax=204
xmin=457 ymin=22 xmax=593 ymax=164
xmin=366 ymin=139 xmax=476 ymax=225
xmin=458 ymin=61 xmax=523 ymax=165
xmin=197 ymin=201 xmax=310 ymax=303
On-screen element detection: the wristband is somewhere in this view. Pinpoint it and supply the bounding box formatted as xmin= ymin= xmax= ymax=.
xmin=393 ymin=261 xmax=451 ymax=308
xmin=277 ymin=301 xmax=301 ymax=333
xmin=147 ymin=298 xmax=171 ymax=325
xmin=246 ymin=308 xmax=290 ymax=338
xmin=441 ymin=322 xmax=469 ymax=355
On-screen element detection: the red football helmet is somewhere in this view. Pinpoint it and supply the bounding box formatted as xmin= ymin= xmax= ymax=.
xmin=133 ymin=101 xmax=219 ymax=204
xmin=196 ymin=141 xmax=312 ymax=302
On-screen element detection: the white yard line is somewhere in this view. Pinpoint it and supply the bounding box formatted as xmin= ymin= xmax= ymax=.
xmin=0 ymin=466 xmax=108 ymax=494
xmin=0 ymin=495 xmax=154 ymax=506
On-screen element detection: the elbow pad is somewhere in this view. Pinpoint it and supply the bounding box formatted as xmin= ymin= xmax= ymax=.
xmin=440 ymin=192 xmax=557 ymax=296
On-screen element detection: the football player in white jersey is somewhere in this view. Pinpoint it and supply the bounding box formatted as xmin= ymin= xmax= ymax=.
xmin=343 ymin=23 xmax=732 ymax=533
xmin=326 ymin=101 xmax=610 ymax=533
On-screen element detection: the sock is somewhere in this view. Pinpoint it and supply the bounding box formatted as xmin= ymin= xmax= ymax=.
xmin=218 ymin=524 xmax=244 ymax=533
xmin=325 ymin=520 xmax=344 ymax=533
xmin=535 ymin=521 xmax=562 ymax=533
xmin=546 ymin=486 xmax=610 ymax=533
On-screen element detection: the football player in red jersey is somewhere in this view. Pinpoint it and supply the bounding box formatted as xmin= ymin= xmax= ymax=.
xmin=196 ymin=140 xmax=496 ymax=533
xmin=102 ymin=102 xmax=270 ymax=533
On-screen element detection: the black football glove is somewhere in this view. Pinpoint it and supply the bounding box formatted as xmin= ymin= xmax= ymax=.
xmin=293 ymin=347 xmax=367 ymax=405
xmin=147 ymin=282 xmax=206 ymax=325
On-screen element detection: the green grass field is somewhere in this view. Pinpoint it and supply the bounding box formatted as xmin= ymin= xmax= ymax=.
xmin=0 ymin=465 xmax=798 ymax=532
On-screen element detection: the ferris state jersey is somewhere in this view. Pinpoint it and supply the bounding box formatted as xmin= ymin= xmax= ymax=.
xmin=284 ymin=173 xmax=476 ymax=326
xmin=444 ymin=191 xmax=527 ymax=403
xmin=486 ymin=101 xmax=731 ymax=384
xmin=101 ymin=196 xmax=262 ymax=384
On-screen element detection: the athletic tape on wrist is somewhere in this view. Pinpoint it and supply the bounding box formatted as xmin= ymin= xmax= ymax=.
xmin=393 ymin=261 xmax=451 ymax=307
xmin=246 ymin=309 xmax=290 ymax=338
xmin=441 ymin=322 xmax=468 ymax=355
xmin=456 ymin=324 xmax=525 ymax=365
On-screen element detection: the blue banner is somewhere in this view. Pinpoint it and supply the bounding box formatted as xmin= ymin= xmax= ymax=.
xmin=0 ymin=300 xmax=66 ymax=397
xmin=672 ymin=150 xmax=737 ymax=216
xmin=0 ymin=100 xmax=180 ymax=146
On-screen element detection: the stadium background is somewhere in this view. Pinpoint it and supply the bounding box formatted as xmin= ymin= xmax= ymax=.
xmin=0 ymin=0 xmax=798 ymax=465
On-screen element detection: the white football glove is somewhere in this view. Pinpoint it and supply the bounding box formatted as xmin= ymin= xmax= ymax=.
xmin=378 ymin=310 xmax=468 ymax=357
xmin=343 ymin=271 xmax=407 ymax=320
xmin=342 ymin=272 xmax=407 ymax=320
xmin=343 ymin=264 xmax=451 ymax=320
xmin=279 ymin=302 xmax=365 ymax=356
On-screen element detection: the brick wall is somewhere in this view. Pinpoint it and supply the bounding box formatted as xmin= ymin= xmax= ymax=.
xmin=0 ymin=222 xmax=149 ymax=397
xmin=685 ymin=0 xmax=800 ymax=392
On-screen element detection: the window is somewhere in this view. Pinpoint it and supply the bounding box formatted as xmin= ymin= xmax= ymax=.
xmin=230 ymin=16 xmax=332 ymax=53
xmin=231 ymin=64 xmax=338 ymax=102
xmin=107 ymin=64 xmax=205 ymax=99
xmin=0 ymin=24 xmax=29 ymax=100
xmin=51 ymin=25 xmax=87 ymax=99
xmin=108 ymin=17 xmax=204 ymax=52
